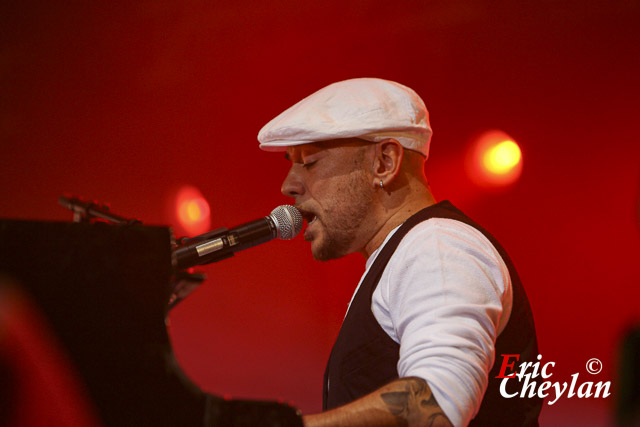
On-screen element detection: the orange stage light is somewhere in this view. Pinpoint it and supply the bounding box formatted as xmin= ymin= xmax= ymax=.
xmin=466 ymin=130 xmax=523 ymax=188
xmin=175 ymin=185 xmax=211 ymax=236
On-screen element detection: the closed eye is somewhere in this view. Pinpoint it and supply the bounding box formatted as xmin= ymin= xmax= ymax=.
xmin=302 ymin=160 xmax=317 ymax=168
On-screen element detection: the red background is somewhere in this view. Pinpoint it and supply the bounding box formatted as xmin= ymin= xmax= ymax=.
xmin=1 ymin=1 xmax=638 ymax=425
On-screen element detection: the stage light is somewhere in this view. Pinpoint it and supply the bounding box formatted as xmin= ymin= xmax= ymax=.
xmin=180 ymin=198 xmax=208 ymax=224
xmin=483 ymin=140 xmax=522 ymax=175
xmin=466 ymin=130 xmax=523 ymax=188
xmin=175 ymin=186 xmax=211 ymax=235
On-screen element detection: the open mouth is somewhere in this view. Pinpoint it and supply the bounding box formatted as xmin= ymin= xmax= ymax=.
xmin=299 ymin=209 xmax=318 ymax=226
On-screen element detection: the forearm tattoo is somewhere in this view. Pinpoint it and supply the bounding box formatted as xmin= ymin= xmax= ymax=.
xmin=380 ymin=377 xmax=451 ymax=426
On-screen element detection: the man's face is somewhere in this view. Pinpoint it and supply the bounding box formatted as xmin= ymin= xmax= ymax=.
xmin=281 ymin=139 xmax=374 ymax=261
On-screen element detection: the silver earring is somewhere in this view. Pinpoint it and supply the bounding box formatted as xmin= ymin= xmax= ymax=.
xmin=379 ymin=180 xmax=384 ymax=189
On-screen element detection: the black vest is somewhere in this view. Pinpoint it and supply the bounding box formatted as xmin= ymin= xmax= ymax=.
xmin=322 ymin=201 xmax=541 ymax=426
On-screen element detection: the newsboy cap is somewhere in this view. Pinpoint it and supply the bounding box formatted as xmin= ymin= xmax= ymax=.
xmin=258 ymin=78 xmax=432 ymax=158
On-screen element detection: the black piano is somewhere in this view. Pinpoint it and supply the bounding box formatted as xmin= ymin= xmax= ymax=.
xmin=0 ymin=219 xmax=303 ymax=426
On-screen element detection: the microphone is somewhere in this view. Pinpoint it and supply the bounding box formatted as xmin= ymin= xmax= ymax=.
xmin=173 ymin=205 xmax=303 ymax=270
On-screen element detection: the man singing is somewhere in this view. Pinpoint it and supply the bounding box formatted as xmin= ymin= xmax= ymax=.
xmin=258 ymin=78 xmax=541 ymax=427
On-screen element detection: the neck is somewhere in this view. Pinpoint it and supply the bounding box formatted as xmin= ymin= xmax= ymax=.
xmin=360 ymin=184 xmax=436 ymax=259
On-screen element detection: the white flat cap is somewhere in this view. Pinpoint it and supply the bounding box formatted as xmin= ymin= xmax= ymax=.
xmin=258 ymin=77 xmax=432 ymax=158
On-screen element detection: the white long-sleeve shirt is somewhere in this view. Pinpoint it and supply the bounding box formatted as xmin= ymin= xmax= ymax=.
xmin=346 ymin=217 xmax=513 ymax=427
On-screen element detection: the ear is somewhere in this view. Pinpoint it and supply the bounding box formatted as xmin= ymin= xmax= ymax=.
xmin=371 ymin=139 xmax=403 ymax=188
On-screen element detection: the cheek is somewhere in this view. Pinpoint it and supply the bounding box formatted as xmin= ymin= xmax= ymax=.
xmin=306 ymin=172 xmax=340 ymax=199
xmin=315 ymin=171 xmax=370 ymax=210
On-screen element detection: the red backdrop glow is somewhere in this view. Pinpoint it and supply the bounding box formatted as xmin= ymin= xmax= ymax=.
xmin=1 ymin=2 xmax=638 ymax=425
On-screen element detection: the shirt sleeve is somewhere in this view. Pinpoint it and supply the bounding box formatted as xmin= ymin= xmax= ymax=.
xmin=372 ymin=218 xmax=513 ymax=427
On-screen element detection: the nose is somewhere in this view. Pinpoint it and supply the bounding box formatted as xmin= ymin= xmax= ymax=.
xmin=281 ymin=167 xmax=305 ymax=199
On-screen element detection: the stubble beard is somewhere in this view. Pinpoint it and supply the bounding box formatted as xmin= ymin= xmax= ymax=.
xmin=312 ymin=169 xmax=374 ymax=262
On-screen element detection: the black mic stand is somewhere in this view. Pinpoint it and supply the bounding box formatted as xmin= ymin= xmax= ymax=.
xmin=58 ymin=195 xmax=143 ymax=225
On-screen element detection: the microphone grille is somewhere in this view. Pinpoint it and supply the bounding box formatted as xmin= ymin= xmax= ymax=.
xmin=270 ymin=205 xmax=303 ymax=240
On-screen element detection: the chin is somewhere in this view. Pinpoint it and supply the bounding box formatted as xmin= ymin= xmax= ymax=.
xmin=310 ymin=242 xmax=330 ymax=262
xmin=312 ymin=252 xmax=337 ymax=262
xmin=311 ymin=242 xmax=348 ymax=262
xmin=311 ymin=245 xmax=330 ymax=262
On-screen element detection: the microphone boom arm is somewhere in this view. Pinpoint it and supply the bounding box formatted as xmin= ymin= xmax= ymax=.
xmin=173 ymin=216 xmax=279 ymax=270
